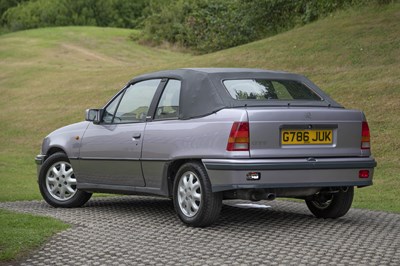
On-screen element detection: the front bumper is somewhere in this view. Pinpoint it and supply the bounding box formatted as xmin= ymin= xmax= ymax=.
xmin=35 ymin=154 xmax=46 ymax=165
xmin=203 ymin=157 xmax=377 ymax=192
xmin=35 ymin=154 xmax=46 ymax=175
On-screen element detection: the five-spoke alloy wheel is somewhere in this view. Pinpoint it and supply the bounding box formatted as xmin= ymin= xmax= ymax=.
xmin=39 ymin=152 xmax=92 ymax=208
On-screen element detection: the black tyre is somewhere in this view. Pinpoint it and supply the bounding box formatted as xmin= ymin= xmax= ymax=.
xmin=173 ymin=162 xmax=222 ymax=227
xmin=305 ymin=187 xmax=354 ymax=219
xmin=38 ymin=152 xmax=92 ymax=208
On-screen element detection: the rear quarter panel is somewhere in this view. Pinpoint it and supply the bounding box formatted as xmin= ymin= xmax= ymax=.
xmin=141 ymin=109 xmax=248 ymax=188
xmin=142 ymin=109 xmax=249 ymax=160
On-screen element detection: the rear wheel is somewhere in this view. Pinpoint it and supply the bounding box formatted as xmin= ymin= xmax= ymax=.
xmin=305 ymin=187 xmax=354 ymax=218
xmin=39 ymin=152 xmax=92 ymax=208
xmin=173 ymin=162 xmax=222 ymax=227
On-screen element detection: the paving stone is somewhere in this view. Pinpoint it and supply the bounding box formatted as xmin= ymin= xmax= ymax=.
xmin=1 ymin=196 xmax=399 ymax=265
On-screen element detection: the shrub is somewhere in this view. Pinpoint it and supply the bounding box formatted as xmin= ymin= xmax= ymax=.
xmin=1 ymin=0 xmax=394 ymax=53
xmin=1 ymin=0 xmax=148 ymax=31
xmin=141 ymin=0 xmax=394 ymax=53
xmin=141 ymin=0 xmax=259 ymax=53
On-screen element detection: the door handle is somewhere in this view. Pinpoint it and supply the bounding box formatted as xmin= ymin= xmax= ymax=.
xmin=132 ymin=133 xmax=141 ymax=139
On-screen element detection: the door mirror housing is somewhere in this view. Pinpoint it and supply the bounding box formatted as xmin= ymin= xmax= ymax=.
xmin=85 ymin=109 xmax=103 ymax=124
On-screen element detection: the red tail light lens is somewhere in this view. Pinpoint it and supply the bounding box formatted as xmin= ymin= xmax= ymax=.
xmin=361 ymin=121 xmax=371 ymax=149
xmin=359 ymin=170 xmax=370 ymax=178
xmin=227 ymin=122 xmax=249 ymax=151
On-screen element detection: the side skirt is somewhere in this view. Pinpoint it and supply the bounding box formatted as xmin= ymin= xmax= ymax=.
xmin=77 ymin=183 xmax=169 ymax=197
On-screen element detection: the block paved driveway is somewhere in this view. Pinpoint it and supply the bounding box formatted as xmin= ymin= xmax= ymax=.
xmin=1 ymin=196 xmax=399 ymax=265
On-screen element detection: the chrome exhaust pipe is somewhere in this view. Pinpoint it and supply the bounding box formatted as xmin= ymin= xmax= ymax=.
xmin=247 ymin=190 xmax=276 ymax=201
xmin=266 ymin=193 xmax=276 ymax=201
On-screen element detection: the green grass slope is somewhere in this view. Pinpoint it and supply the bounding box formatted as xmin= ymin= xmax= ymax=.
xmin=0 ymin=3 xmax=399 ymax=214
xmin=0 ymin=209 xmax=69 ymax=261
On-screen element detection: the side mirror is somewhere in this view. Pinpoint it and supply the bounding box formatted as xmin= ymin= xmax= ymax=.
xmin=85 ymin=109 xmax=102 ymax=124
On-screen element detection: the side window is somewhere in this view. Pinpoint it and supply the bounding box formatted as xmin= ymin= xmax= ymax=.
xmin=103 ymin=93 xmax=122 ymax=123
xmin=110 ymin=79 xmax=161 ymax=124
xmin=155 ymin=79 xmax=181 ymax=120
xmin=271 ymin=81 xmax=293 ymax=100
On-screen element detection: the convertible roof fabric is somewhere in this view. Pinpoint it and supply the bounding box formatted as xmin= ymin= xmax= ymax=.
xmin=129 ymin=68 xmax=342 ymax=119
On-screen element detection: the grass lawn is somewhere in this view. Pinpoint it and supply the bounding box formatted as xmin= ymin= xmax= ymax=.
xmin=0 ymin=209 xmax=69 ymax=261
xmin=0 ymin=2 xmax=399 ymax=262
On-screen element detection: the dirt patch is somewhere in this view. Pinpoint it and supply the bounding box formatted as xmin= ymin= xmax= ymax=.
xmin=60 ymin=44 xmax=126 ymax=65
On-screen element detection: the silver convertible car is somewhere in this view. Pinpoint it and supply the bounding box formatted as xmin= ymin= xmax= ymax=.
xmin=35 ymin=68 xmax=376 ymax=227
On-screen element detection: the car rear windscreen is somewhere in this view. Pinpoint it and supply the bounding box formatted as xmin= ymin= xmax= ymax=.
xmin=223 ymin=79 xmax=322 ymax=101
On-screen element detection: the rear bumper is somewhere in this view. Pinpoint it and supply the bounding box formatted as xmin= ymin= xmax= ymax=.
xmin=202 ymin=157 xmax=376 ymax=192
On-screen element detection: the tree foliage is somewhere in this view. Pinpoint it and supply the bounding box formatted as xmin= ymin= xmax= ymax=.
xmin=1 ymin=0 xmax=147 ymax=31
xmin=1 ymin=0 xmax=395 ymax=53
xmin=141 ymin=0 xmax=393 ymax=53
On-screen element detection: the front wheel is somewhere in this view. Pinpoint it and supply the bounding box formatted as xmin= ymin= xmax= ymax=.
xmin=173 ymin=162 xmax=222 ymax=227
xmin=305 ymin=187 xmax=354 ymax=219
xmin=39 ymin=152 xmax=92 ymax=208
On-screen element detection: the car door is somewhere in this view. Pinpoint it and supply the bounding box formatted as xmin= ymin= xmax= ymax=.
xmin=141 ymin=79 xmax=182 ymax=190
xmin=77 ymin=79 xmax=162 ymax=187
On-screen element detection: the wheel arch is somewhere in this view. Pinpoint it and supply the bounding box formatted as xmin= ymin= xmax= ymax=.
xmin=45 ymin=146 xmax=67 ymax=161
xmin=166 ymin=158 xmax=203 ymax=197
xmin=169 ymin=158 xmax=223 ymax=226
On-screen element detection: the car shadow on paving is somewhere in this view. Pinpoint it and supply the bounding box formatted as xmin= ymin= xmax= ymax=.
xmin=1 ymin=196 xmax=399 ymax=265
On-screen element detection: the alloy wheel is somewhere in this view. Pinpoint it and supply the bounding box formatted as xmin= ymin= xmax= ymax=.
xmin=177 ymin=171 xmax=202 ymax=217
xmin=45 ymin=161 xmax=77 ymax=201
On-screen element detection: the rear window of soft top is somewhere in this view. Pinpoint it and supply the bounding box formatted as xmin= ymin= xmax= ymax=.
xmin=223 ymin=79 xmax=322 ymax=101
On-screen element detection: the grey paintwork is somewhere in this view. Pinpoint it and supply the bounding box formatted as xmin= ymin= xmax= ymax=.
xmin=36 ymin=68 xmax=376 ymax=198
xmin=40 ymin=121 xmax=90 ymax=159
xmin=76 ymin=122 xmax=146 ymax=187
xmin=248 ymin=107 xmax=367 ymax=158
xmin=203 ymin=157 xmax=374 ymax=192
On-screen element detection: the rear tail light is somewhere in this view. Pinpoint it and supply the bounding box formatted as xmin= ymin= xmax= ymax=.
xmin=361 ymin=121 xmax=371 ymax=149
xmin=227 ymin=122 xmax=249 ymax=151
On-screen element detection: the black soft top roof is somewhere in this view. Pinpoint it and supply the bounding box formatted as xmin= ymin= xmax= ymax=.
xmin=129 ymin=68 xmax=342 ymax=119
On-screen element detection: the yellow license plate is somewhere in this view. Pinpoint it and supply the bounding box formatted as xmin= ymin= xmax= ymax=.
xmin=281 ymin=129 xmax=333 ymax=145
